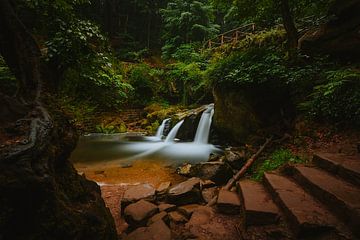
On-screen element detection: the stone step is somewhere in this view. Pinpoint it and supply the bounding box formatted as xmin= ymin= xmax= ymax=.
xmin=313 ymin=153 xmax=360 ymax=186
xmin=292 ymin=165 xmax=360 ymax=237
xmin=237 ymin=180 xmax=280 ymax=226
xmin=263 ymin=173 xmax=350 ymax=238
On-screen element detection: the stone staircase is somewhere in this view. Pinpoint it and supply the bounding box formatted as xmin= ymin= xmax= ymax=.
xmin=238 ymin=153 xmax=360 ymax=239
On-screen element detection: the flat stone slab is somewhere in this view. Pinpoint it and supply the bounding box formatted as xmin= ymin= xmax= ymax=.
xmin=238 ymin=180 xmax=279 ymax=226
xmin=313 ymin=153 xmax=360 ymax=186
xmin=264 ymin=173 xmax=345 ymax=238
xmin=121 ymin=184 xmax=156 ymax=210
xmin=124 ymin=200 xmax=158 ymax=225
xmin=124 ymin=220 xmax=172 ymax=240
xmin=168 ymin=177 xmax=201 ymax=205
xmin=293 ymin=165 xmax=360 ymax=236
xmin=216 ymin=189 xmax=241 ymax=215
xmin=156 ymin=182 xmax=171 ymax=194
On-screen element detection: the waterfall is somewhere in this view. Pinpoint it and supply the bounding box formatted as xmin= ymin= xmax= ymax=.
xmin=155 ymin=118 xmax=170 ymax=138
xmin=193 ymin=104 xmax=214 ymax=144
xmin=165 ymin=120 xmax=184 ymax=143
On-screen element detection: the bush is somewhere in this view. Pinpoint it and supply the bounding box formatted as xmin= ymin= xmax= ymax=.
xmin=0 ymin=56 xmax=17 ymax=96
xmin=301 ymin=68 xmax=360 ymax=126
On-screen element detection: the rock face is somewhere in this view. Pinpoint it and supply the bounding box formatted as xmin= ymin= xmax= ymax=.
xmin=299 ymin=0 xmax=360 ymax=59
xmin=0 ymin=113 xmax=117 ymax=239
xmin=213 ymin=86 xmax=292 ymax=144
xmin=167 ymin=177 xmax=202 ymax=205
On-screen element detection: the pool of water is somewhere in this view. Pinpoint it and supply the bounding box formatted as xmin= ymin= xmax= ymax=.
xmin=70 ymin=133 xmax=221 ymax=184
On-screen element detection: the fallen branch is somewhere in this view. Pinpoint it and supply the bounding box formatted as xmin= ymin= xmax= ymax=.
xmin=207 ymin=137 xmax=273 ymax=206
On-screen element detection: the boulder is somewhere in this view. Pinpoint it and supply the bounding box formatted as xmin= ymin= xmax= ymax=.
xmin=124 ymin=200 xmax=158 ymax=226
xmin=124 ymin=220 xmax=172 ymax=240
xmin=167 ymin=177 xmax=202 ymax=205
xmin=158 ymin=203 xmax=177 ymax=212
xmin=202 ymin=187 xmax=218 ymax=204
xmin=216 ymin=189 xmax=241 ymax=215
xmin=224 ymin=148 xmax=246 ymax=169
xmin=188 ymin=161 xmax=233 ymax=185
xmin=147 ymin=212 xmax=169 ymax=226
xmin=121 ymin=184 xmax=156 ymax=211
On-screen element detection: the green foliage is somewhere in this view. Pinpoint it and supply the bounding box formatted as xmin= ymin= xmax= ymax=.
xmin=302 ymin=69 xmax=360 ymax=125
xmin=46 ymin=19 xmax=133 ymax=109
xmin=95 ymin=124 xmax=117 ymax=134
xmin=253 ymin=149 xmax=303 ymax=181
xmin=161 ymin=0 xmax=219 ymax=59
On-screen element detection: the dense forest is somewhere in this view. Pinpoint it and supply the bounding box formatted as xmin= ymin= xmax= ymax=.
xmin=0 ymin=0 xmax=360 ymax=239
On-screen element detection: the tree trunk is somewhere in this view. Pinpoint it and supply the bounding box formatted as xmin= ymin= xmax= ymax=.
xmin=0 ymin=1 xmax=117 ymax=239
xmin=278 ymin=0 xmax=298 ymax=53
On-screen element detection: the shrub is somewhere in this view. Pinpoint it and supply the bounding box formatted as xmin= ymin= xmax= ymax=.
xmin=301 ymin=68 xmax=360 ymax=126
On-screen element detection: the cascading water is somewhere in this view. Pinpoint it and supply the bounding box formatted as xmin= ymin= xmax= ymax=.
xmin=193 ymin=104 xmax=214 ymax=144
xmin=155 ymin=118 xmax=170 ymax=138
xmin=165 ymin=120 xmax=184 ymax=143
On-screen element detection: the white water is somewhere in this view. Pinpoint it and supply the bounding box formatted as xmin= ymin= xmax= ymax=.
xmin=194 ymin=104 xmax=215 ymax=144
xmin=165 ymin=120 xmax=184 ymax=143
xmin=155 ymin=118 xmax=170 ymax=138
xmin=71 ymin=104 xmax=220 ymax=166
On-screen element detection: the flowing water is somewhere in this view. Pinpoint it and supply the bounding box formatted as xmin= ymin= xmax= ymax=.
xmin=70 ymin=104 xmax=220 ymax=184
xmin=155 ymin=118 xmax=170 ymax=139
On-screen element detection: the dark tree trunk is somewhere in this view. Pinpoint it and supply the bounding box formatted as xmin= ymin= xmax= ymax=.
xmin=0 ymin=1 xmax=117 ymax=239
xmin=278 ymin=0 xmax=298 ymax=53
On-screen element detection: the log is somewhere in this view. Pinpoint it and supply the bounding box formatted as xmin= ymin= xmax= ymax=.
xmin=207 ymin=137 xmax=273 ymax=206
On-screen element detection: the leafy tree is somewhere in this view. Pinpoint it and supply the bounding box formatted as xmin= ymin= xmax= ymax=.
xmin=160 ymin=0 xmax=219 ymax=59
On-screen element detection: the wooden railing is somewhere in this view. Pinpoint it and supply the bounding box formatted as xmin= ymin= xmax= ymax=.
xmin=204 ymin=23 xmax=256 ymax=49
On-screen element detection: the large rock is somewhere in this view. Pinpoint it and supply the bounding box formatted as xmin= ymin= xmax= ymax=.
xmin=158 ymin=203 xmax=176 ymax=212
xmin=167 ymin=177 xmax=202 ymax=205
xmin=124 ymin=200 xmax=158 ymax=226
xmin=121 ymin=184 xmax=156 ymax=211
xmin=216 ymin=189 xmax=241 ymax=215
xmin=147 ymin=212 xmax=169 ymax=226
xmin=224 ymin=148 xmax=246 ymax=169
xmin=188 ymin=161 xmax=233 ymax=185
xmin=124 ymin=220 xmax=172 ymax=240
xmin=177 ymin=204 xmax=202 ymax=218
xmin=168 ymin=211 xmax=188 ymax=224
xmin=213 ymin=86 xmax=291 ymax=144
xmin=299 ymin=0 xmax=360 ymax=59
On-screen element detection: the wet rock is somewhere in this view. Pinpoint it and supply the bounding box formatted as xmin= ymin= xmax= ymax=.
xmin=147 ymin=212 xmax=169 ymax=226
xmin=167 ymin=177 xmax=202 ymax=205
xmin=202 ymin=187 xmax=218 ymax=204
xmin=121 ymin=184 xmax=156 ymax=211
xmin=168 ymin=211 xmax=188 ymax=224
xmin=224 ymin=148 xmax=246 ymax=169
xmin=156 ymin=181 xmax=171 ymax=194
xmin=188 ymin=161 xmax=233 ymax=185
xmin=124 ymin=200 xmax=158 ymax=226
xmin=216 ymin=189 xmax=241 ymax=215
xmin=177 ymin=204 xmax=201 ymax=218
xmin=158 ymin=203 xmax=177 ymax=212
xmin=124 ymin=220 xmax=172 ymax=240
